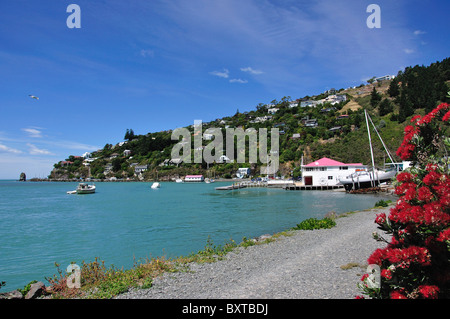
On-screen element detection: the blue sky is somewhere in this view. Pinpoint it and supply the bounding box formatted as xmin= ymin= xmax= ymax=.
xmin=0 ymin=0 xmax=449 ymax=179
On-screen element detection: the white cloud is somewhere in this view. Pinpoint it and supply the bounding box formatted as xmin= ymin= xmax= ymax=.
xmin=140 ymin=49 xmax=155 ymax=58
xmin=0 ymin=143 xmax=23 ymax=154
xmin=27 ymin=143 xmax=55 ymax=155
xmin=240 ymin=67 xmax=263 ymax=75
xmin=404 ymin=48 xmax=414 ymax=54
xmin=22 ymin=127 xmax=43 ymax=138
xmin=210 ymin=68 xmax=229 ymax=78
xmin=413 ymin=30 xmax=426 ymax=35
xmin=229 ymin=78 xmax=248 ymax=84
xmin=43 ymin=140 xmax=100 ymax=152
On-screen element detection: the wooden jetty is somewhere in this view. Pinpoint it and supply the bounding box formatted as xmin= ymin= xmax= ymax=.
xmin=215 ymin=181 xmax=267 ymax=190
xmin=283 ymin=184 xmax=344 ymax=191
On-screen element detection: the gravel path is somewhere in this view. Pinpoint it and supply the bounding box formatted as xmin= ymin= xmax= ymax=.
xmin=116 ymin=206 xmax=391 ymax=299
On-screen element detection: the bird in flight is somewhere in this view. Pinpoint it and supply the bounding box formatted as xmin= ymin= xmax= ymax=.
xmin=29 ymin=95 xmax=39 ymax=100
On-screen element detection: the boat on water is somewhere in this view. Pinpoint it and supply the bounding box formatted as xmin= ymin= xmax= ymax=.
xmin=175 ymin=178 xmax=184 ymax=183
xmin=205 ymin=178 xmax=215 ymax=184
xmin=338 ymin=169 xmax=396 ymax=191
xmin=151 ymin=182 xmax=161 ymax=189
xmin=67 ymin=183 xmax=96 ymax=194
xmin=338 ymin=110 xmax=399 ymax=192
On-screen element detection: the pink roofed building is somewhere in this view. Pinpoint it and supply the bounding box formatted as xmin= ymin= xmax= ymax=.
xmin=301 ymin=157 xmax=366 ymax=186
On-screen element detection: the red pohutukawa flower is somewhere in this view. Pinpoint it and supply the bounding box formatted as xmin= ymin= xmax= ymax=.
xmin=417 ymin=186 xmax=434 ymax=202
xmin=423 ymin=171 xmax=441 ymax=186
xmin=443 ymin=110 xmax=450 ymax=122
xmin=418 ymin=285 xmax=440 ymax=299
xmin=396 ymin=171 xmax=415 ymax=183
xmin=361 ymin=104 xmax=450 ymax=299
xmin=390 ymin=290 xmax=408 ymax=299
xmin=437 ymin=228 xmax=450 ymax=242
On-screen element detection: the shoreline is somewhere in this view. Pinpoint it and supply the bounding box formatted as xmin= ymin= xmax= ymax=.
xmin=116 ymin=205 xmax=393 ymax=299
xmin=0 ymin=196 xmax=394 ymax=299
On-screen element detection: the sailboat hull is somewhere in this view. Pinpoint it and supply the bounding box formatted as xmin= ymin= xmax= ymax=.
xmin=339 ymin=170 xmax=396 ymax=191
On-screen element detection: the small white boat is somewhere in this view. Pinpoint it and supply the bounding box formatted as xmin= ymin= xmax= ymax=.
xmin=75 ymin=183 xmax=96 ymax=194
xmin=151 ymin=182 xmax=161 ymax=189
xmin=175 ymin=178 xmax=184 ymax=183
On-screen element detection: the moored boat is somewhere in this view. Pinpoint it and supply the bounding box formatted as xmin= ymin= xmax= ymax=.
xmin=75 ymin=183 xmax=96 ymax=194
xmin=338 ymin=169 xmax=396 ymax=191
xmin=151 ymin=182 xmax=161 ymax=189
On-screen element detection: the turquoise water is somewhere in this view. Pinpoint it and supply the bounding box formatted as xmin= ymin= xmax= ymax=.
xmin=0 ymin=180 xmax=390 ymax=290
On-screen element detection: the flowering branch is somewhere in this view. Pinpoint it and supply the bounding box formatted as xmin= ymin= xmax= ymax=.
xmin=359 ymin=102 xmax=450 ymax=299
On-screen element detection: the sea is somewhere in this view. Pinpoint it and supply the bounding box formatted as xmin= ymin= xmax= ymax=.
xmin=0 ymin=180 xmax=392 ymax=290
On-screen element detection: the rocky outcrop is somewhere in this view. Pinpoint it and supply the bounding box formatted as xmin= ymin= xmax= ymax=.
xmin=25 ymin=281 xmax=46 ymax=299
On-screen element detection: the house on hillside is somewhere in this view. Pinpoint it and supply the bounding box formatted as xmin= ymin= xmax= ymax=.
xmin=374 ymin=75 xmax=395 ymax=82
xmin=236 ymin=167 xmax=251 ymax=178
xmin=304 ymin=119 xmax=318 ymax=128
xmin=60 ymin=161 xmax=73 ymax=167
xmin=123 ymin=150 xmax=131 ymax=157
xmin=250 ymin=115 xmax=273 ymax=123
xmin=134 ymin=165 xmax=148 ymax=174
xmin=216 ymin=155 xmax=232 ymax=163
xmin=300 ymin=100 xmax=318 ymax=108
xmin=301 ymin=157 xmax=366 ymax=187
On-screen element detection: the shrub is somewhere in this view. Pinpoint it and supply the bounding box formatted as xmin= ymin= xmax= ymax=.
xmin=374 ymin=200 xmax=392 ymax=208
xmin=292 ymin=217 xmax=336 ymax=230
xmin=360 ymin=102 xmax=450 ymax=299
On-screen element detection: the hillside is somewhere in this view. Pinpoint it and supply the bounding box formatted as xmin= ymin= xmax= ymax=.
xmin=49 ymin=57 xmax=450 ymax=181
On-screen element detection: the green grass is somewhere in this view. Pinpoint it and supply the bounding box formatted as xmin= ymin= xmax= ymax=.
xmin=291 ymin=217 xmax=336 ymax=231
xmin=373 ymin=199 xmax=392 ymax=208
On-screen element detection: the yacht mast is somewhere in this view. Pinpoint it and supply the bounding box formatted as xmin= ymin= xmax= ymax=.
xmin=366 ymin=112 xmax=396 ymax=169
xmin=365 ymin=109 xmax=377 ymax=187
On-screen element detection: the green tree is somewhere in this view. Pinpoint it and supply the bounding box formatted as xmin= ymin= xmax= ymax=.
xmin=124 ymin=129 xmax=135 ymax=141
xmin=367 ymin=76 xmax=376 ymax=84
xmin=387 ymin=80 xmax=400 ymax=98
xmin=379 ymin=98 xmax=393 ymax=116
xmin=111 ymin=157 xmax=123 ymax=172
xmin=370 ymin=87 xmax=382 ymax=108
xmin=397 ymin=88 xmax=414 ymax=123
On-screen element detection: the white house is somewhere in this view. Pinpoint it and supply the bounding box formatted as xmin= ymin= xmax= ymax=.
xmin=216 ymin=155 xmax=232 ymax=163
xmin=134 ymin=165 xmax=148 ymax=174
xmin=250 ymin=115 xmax=273 ymax=123
xmin=203 ymin=133 xmax=214 ymax=140
xmin=82 ymin=152 xmax=91 ymax=159
xmin=123 ymin=150 xmax=132 ymax=156
xmin=301 ymin=157 xmax=366 ymax=186
xmin=236 ymin=167 xmax=251 ymax=178
xmin=374 ymin=75 xmax=395 ymax=82
xmin=185 ymin=175 xmax=204 ymax=182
